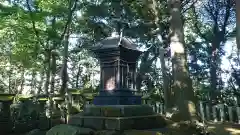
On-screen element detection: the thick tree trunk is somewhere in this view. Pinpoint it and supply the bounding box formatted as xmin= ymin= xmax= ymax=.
xmin=60 ymin=29 xmax=70 ymax=95
xmin=168 ymin=0 xmax=198 ymax=122
xmin=61 ymin=27 xmax=71 ymax=123
xmin=136 ymin=51 xmax=157 ymax=91
xmin=159 ymin=48 xmax=172 ymax=111
xmin=136 ymin=51 xmax=149 ymax=91
xmin=210 ymin=39 xmax=218 ymax=101
xmin=236 ymin=0 xmax=240 ymax=50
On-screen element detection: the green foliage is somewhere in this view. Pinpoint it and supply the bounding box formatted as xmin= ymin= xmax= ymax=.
xmin=0 ymin=0 xmax=239 ymax=113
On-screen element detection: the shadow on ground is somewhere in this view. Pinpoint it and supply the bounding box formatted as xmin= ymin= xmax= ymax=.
xmin=207 ymin=122 xmax=240 ymax=135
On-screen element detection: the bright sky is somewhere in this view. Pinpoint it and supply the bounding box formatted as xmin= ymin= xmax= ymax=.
xmin=221 ymin=41 xmax=234 ymax=83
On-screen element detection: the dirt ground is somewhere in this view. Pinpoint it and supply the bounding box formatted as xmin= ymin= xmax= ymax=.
xmin=5 ymin=122 xmax=240 ymax=135
xmin=207 ymin=122 xmax=240 ymax=135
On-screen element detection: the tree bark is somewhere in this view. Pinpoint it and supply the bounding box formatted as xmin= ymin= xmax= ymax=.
xmin=8 ymin=65 xmax=13 ymax=93
xmin=30 ymin=70 xmax=37 ymax=94
xmin=76 ymin=64 xmax=82 ymax=88
xmin=37 ymin=69 xmax=45 ymax=95
xmin=44 ymin=49 xmax=51 ymax=95
xmin=61 ymin=27 xmax=71 ymax=123
xmin=210 ymin=38 xmax=220 ymax=100
xmin=19 ymin=67 xmax=25 ymax=94
xmin=159 ymin=48 xmax=172 ymax=111
xmin=168 ymin=0 xmax=198 ymax=122
xmin=50 ymin=53 xmax=57 ymax=94
xmin=236 ymin=0 xmax=240 ymax=50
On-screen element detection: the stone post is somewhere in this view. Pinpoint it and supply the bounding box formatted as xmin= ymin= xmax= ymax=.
xmin=160 ymin=103 xmax=164 ymax=115
xmin=212 ymin=105 xmax=217 ymax=122
xmin=219 ymin=104 xmax=225 ymax=122
xmin=156 ymin=102 xmax=160 ymax=113
xmin=228 ymin=106 xmax=233 ymax=122
xmin=199 ymin=101 xmax=205 ymax=122
xmin=206 ymin=104 xmax=211 ymax=121
xmin=236 ymin=107 xmax=240 ymax=124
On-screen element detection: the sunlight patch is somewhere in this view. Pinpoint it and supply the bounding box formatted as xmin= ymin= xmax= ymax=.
xmin=225 ymin=128 xmax=240 ymax=135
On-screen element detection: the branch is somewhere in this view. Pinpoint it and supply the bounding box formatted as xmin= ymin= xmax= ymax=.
xmin=204 ymin=1 xmax=218 ymax=23
xmin=221 ymin=0 xmax=231 ymax=37
xmin=192 ymin=5 xmax=208 ymax=41
xmin=59 ymin=0 xmax=78 ymax=41
xmin=227 ymin=78 xmax=237 ymax=92
xmin=181 ymin=0 xmax=192 ymax=8
xmin=26 ymin=0 xmax=44 ymax=46
xmin=181 ymin=0 xmax=198 ymax=13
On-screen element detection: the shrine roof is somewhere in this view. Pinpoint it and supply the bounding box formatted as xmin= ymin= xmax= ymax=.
xmin=93 ymin=35 xmax=140 ymax=51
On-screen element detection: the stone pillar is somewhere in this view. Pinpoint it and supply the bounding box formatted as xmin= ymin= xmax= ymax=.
xmin=212 ymin=105 xmax=217 ymax=122
xmin=206 ymin=104 xmax=211 ymax=121
xmin=228 ymin=106 xmax=233 ymax=122
xmin=156 ymin=102 xmax=160 ymax=113
xmin=236 ymin=107 xmax=240 ymax=124
xmin=153 ymin=102 xmax=157 ymax=113
xmin=160 ymin=103 xmax=164 ymax=115
xmin=219 ymin=104 xmax=225 ymax=122
xmin=199 ymin=101 xmax=205 ymax=122
xmin=142 ymin=99 xmax=146 ymax=104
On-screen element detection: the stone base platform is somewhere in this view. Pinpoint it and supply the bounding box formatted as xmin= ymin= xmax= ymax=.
xmin=68 ymin=105 xmax=167 ymax=131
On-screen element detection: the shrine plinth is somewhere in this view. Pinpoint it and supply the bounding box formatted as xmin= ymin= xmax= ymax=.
xmin=91 ymin=32 xmax=142 ymax=105
xmin=68 ymin=33 xmax=167 ymax=131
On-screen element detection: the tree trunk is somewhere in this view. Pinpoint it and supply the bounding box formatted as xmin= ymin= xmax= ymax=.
xmin=159 ymin=48 xmax=172 ymax=111
xmin=236 ymin=0 xmax=240 ymax=50
xmin=8 ymin=65 xmax=13 ymax=93
xmin=210 ymin=39 xmax=219 ymax=101
xmin=37 ymin=70 xmax=45 ymax=95
xmin=168 ymin=0 xmax=198 ymax=122
xmin=76 ymin=64 xmax=81 ymax=88
xmin=30 ymin=70 xmax=37 ymax=94
xmin=61 ymin=27 xmax=71 ymax=123
xmin=44 ymin=50 xmax=51 ymax=94
xmin=136 ymin=51 xmax=157 ymax=91
xmin=19 ymin=67 xmax=25 ymax=94
xmin=50 ymin=54 xmax=57 ymax=94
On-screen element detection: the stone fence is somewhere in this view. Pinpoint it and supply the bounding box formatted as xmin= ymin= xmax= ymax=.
xmin=141 ymin=100 xmax=240 ymax=124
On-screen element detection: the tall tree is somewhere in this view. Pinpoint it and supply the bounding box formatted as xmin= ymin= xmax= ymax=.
xmin=192 ymin=0 xmax=234 ymax=100
xmin=168 ymin=0 xmax=198 ymax=121
xmin=236 ymin=0 xmax=240 ymax=50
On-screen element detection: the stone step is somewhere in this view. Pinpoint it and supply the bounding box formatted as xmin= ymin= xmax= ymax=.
xmin=83 ymin=105 xmax=154 ymax=117
xmin=68 ymin=114 xmax=167 ymax=131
